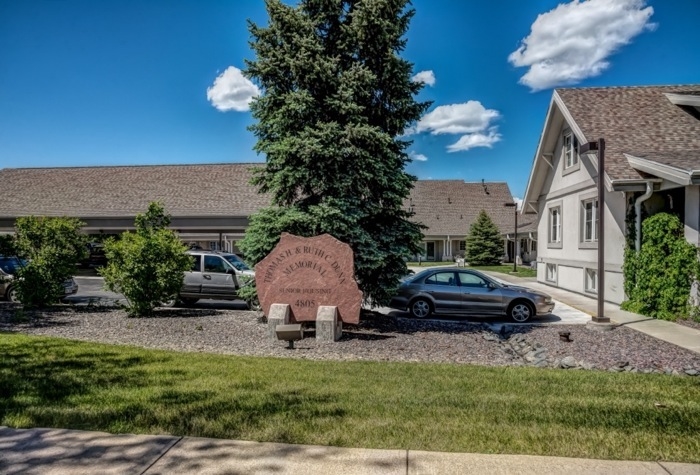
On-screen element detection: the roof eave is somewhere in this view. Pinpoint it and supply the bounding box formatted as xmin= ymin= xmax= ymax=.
xmin=625 ymin=153 xmax=699 ymax=186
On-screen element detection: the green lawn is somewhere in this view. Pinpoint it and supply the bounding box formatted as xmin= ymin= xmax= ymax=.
xmin=470 ymin=264 xmax=537 ymax=278
xmin=1 ymin=333 xmax=699 ymax=462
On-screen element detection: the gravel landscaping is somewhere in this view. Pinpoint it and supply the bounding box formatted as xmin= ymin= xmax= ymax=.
xmin=2 ymin=303 xmax=700 ymax=376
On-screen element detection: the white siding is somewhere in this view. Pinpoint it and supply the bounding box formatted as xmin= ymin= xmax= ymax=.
xmin=535 ymin=122 xmax=627 ymax=304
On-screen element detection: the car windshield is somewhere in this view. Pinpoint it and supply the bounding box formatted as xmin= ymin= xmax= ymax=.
xmin=222 ymin=254 xmax=251 ymax=271
xmin=0 ymin=256 xmax=28 ymax=275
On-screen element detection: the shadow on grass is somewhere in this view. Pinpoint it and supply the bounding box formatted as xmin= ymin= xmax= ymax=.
xmin=0 ymin=336 xmax=348 ymax=442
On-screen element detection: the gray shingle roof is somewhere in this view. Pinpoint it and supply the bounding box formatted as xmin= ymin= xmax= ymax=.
xmin=556 ymin=85 xmax=700 ymax=180
xmin=0 ymin=163 xmax=270 ymax=218
xmin=0 ymin=164 xmax=516 ymax=237
xmin=406 ymin=181 xmax=515 ymax=236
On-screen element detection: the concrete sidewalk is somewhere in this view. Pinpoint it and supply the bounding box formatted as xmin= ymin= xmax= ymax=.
xmin=2 ymin=427 xmax=699 ymax=475
xmin=482 ymin=271 xmax=700 ymax=355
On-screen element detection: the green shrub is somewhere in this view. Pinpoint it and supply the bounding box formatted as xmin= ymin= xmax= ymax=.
xmin=10 ymin=216 xmax=86 ymax=307
xmin=622 ymin=213 xmax=700 ymax=320
xmin=100 ymin=202 xmax=192 ymax=317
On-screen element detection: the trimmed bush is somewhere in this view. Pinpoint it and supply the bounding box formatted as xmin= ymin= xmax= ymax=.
xmin=622 ymin=212 xmax=700 ymax=320
xmin=100 ymin=202 xmax=192 ymax=317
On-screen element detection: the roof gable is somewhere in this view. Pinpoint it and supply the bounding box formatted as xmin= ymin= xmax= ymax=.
xmin=406 ymin=180 xmax=514 ymax=236
xmin=523 ymin=84 xmax=700 ymax=211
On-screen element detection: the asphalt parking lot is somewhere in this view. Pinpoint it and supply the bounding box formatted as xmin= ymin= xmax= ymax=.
xmin=69 ymin=276 xmax=591 ymax=325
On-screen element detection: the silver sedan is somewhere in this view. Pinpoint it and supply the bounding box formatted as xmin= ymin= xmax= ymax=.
xmin=389 ymin=267 xmax=554 ymax=323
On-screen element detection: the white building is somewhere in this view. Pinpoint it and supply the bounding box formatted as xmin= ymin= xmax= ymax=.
xmin=522 ymin=85 xmax=700 ymax=304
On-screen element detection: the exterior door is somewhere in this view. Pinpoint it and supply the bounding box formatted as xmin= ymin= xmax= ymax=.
xmin=181 ymin=254 xmax=202 ymax=295
xmin=423 ymin=271 xmax=461 ymax=313
xmin=202 ymin=255 xmax=238 ymax=298
xmin=457 ymin=271 xmax=503 ymax=315
xmin=425 ymin=242 xmax=436 ymax=261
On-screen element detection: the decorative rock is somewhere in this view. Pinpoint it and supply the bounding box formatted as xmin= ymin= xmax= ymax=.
xmin=268 ymin=303 xmax=291 ymax=343
xmin=684 ymin=369 xmax=699 ymax=376
xmin=255 ymin=233 xmax=363 ymax=324
xmin=560 ymin=356 xmax=577 ymax=368
xmin=316 ymin=306 xmax=343 ymax=342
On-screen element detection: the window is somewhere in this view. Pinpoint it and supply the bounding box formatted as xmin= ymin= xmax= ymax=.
xmin=564 ymin=132 xmax=579 ymax=169
xmin=582 ymin=198 xmax=599 ymax=243
xmin=204 ymin=256 xmax=228 ymax=273
xmin=458 ymin=272 xmax=488 ymax=288
xmin=549 ymin=207 xmax=561 ymax=244
xmin=189 ymin=255 xmax=201 ymax=272
xmin=459 ymin=240 xmax=466 ymax=251
xmin=545 ymin=263 xmax=557 ymax=283
xmin=530 ymin=239 xmax=537 ymax=253
xmin=585 ymin=268 xmax=597 ymax=293
xmin=209 ymin=241 xmax=220 ymax=251
xmin=425 ymin=272 xmax=456 ymax=286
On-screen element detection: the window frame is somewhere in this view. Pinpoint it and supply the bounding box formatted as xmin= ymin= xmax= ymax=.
xmin=584 ymin=268 xmax=598 ymax=294
xmin=562 ymin=130 xmax=581 ymax=175
xmin=578 ymin=191 xmax=600 ymax=249
xmin=547 ymin=203 xmax=563 ymax=249
xmin=545 ymin=263 xmax=558 ymax=283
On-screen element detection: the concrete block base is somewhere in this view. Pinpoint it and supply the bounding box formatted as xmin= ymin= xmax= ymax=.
xmin=586 ymin=320 xmax=617 ymax=332
xmin=268 ymin=303 xmax=291 ymax=343
xmin=316 ymin=306 xmax=342 ymax=342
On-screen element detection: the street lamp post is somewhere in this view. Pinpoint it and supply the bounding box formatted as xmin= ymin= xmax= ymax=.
xmin=504 ymin=201 xmax=518 ymax=273
xmin=580 ymin=138 xmax=610 ymax=324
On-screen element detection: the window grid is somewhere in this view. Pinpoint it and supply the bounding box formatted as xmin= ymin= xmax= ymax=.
xmin=582 ymin=198 xmax=599 ymax=243
xmin=545 ymin=263 xmax=557 ymax=283
xmin=564 ymin=132 xmax=579 ymax=169
xmin=549 ymin=207 xmax=561 ymax=243
xmin=585 ymin=268 xmax=598 ymax=293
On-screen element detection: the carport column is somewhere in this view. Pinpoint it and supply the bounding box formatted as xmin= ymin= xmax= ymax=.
xmin=268 ymin=303 xmax=291 ymax=343
xmin=316 ymin=306 xmax=342 ymax=341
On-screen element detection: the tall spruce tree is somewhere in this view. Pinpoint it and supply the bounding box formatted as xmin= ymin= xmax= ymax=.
xmin=465 ymin=210 xmax=503 ymax=266
xmin=240 ymin=0 xmax=430 ymax=306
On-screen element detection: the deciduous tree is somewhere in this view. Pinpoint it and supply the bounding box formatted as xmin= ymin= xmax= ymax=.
xmin=100 ymin=202 xmax=192 ymax=317
xmin=11 ymin=216 xmax=86 ymax=307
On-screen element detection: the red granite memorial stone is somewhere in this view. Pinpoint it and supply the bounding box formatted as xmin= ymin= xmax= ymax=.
xmin=255 ymin=233 xmax=362 ymax=324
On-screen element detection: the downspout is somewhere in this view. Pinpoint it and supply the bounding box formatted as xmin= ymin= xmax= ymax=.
xmin=634 ymin=182 xmax=654 ymax=252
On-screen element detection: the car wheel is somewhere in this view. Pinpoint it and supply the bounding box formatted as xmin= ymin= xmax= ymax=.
xmin=180 ymin=297 xmax=199 ymax=306
xmin=6 ymin=286 xmax=20 ymax=303
xmin=508 ymin=301 xmax=534 ymax=323
xmin=161 ymin=297 xmax=178 ymax=308
xmin=247 ymin=297 xmax=261 ymax=311
xmin=410 ymin=298 xmax=432 ymax=318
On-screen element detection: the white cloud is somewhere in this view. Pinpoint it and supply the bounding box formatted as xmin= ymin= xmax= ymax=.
xmin=508 ymin=0 xmax=655 ymax=91
xmin=411 ymin=70 xmax=436 ymax=87
xmin=410 ymin=151 xmax=428 ymax=162
xmin=416 ymin=101 xmax=500 ymax=135
xmin=207 ymin=66 xmax=260 ymax=112
xmin=447 ymin=130 xmax=502 ymax=152
xmin=513 ymin=197 xmax=523 ymax=211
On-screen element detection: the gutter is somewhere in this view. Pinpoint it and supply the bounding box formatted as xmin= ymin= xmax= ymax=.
xmin=635 ymin=182 xmax=654 ymax=252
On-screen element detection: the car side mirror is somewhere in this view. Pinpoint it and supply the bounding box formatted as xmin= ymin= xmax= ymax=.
xmin=227 ymin=268 xmax=236 ymax=275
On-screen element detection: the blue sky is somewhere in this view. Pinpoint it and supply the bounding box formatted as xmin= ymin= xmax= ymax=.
xmin=1 ymin=0 xmax=699 ymax=200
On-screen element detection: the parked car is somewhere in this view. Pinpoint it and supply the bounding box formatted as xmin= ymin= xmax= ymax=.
xmin=175 ymin=250 xmax=255 ymax=307
xmin=389 ymin=267 xmax=554 ymax=322
xmin=79 ymin=242 xmax=107 ymax=268
xmin=0 ymin=255 xmax=78 ymax=303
